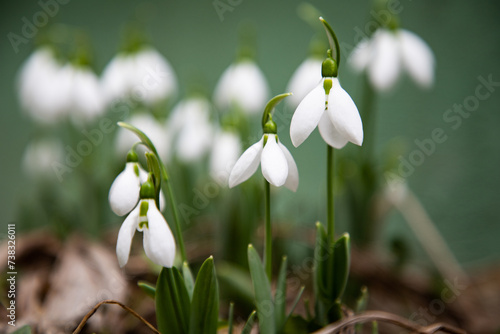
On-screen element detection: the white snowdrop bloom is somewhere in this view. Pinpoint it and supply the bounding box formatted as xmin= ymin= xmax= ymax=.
xmin=210 ymin=130 xmax=242 ymax=185
xmin=17 ymin=48 xmax=71 ymax=124
xmin=290 ymin=76 xmax=363 ymax=149
xmin=109 ymin=161 xmax=143 ymax=216
xmin=101 ymin=48 xmax=178 ymax=107
xmin=116 ymin=192 xmax=175 ymax=268
xmin=66 ymin=65 xmax=105 ymax=122
xmin=349 ymin=28 xmax=435 ymax=91
xmin=286 ymin=57 xmax=323 ymax=108
xmin=213 ymin=60 xmax=270 ymax=115
xmin=229 ymin=134 xmax=298 ymax=191
xmin=22 ymin=138 xmax=64 ymax=179
xmin=115 ymin=113 xmax=170 ymax=162
xmin=168 ymin=97 xmax=214 ymax=163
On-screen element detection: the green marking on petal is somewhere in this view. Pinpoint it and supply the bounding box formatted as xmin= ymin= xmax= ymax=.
xmin=139 ymin=200 xmax=149 ymax=218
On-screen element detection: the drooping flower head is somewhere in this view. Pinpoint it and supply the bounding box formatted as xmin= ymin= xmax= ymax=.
xmin=348 ymin=4 xmax=435 ymax=91
xmin=116 ymin=176 xmax=175 ymax=268
xmin=229 ymin=93 xmax=299 ymax=191
xmin=290 ymin=18 xmax=363 ymax=149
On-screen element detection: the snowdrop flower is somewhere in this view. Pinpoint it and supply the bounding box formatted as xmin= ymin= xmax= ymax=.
xmin=168 ymin=97 xmax=214 ymax=163
xmin=349 ymin=28 xmax=435 ymax=91
xmin=22 ymin=138 xmax=64 ymax=179
xmin=116 ymin=179 xmax=175 ymax=268
xmin=17 ymin=48 xmax=70 ymax=124
xmin=229 ymin=133 xmax=298 ymax=191
xmin=109 ymin=150 xmax=166 ymax=216
xmin=290 ymin=52 xmax=363 ymax=149
xmin=101 ymin=48 xmax=178 ymax=107
xmin=65 ymin=64 xmax=105 ymax=123
xmin=229 ymin=93 xmax=298 ymax=191
xmin=213 ymin=60 xmax=270 ymax=115
xmin=286 ymin=57 xmax=323 ymax=108
xmin=210 ymin=129 xmax=242 ymax=185
xmin=115 ymin=112 xmax=170 ymax=162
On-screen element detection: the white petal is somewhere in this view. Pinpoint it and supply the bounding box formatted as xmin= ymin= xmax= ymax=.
xmin=399 ymin=29 xmax=435 ymax=88
xmin=213 ymin=61 xmax=270 ymax=114
xmin=228 ymin=137 xmax=264 ymax=188
xmin=349 ymin=38 xmax=372 ymax=72
xmin=290 ymin=81 xmax=326 ymax=147
xmin=286 ymin=58 xmax=323 ymax=108
xmin=278 ymin=142 xmax=299 ymax=192
xmin=326 ymin=79 xmax=363 ymax=146
xmin=369 ymin=29 xmax=401 ymax=91
xmin=261 ymin=134 xmax=288 ymax=187
xmin=318 ymin=112 xmax=349 ymax=149
xmin=143 ymin=200 xmax=176 ymax=268
xmin=109 ymin=163 xmax=141 ymax=216
xmin=116 ymin=204 xmax=140 ymax=267
xmin=71 ymin=67 xmax=105 ymax=122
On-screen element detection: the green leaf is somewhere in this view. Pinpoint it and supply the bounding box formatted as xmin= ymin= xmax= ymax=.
xmin=247 ymin=244 xmax=275 ymax=334
xmin=156 ymin=267 xmax=191 ymax=334
xmin=355 ymin=286 xmax=369 ymax=313
xmin=285 ymin=286 xmax=305 ymax=327
xmin=145 ymin=152 xmax=162 ymax=191
xmin=137 ymin=280 xmax=156 ymax=299
xmin=313 ymin=222 xmax=330 ymax=303
xmin=332 ymin=233 xmax=350 ymax=301
xmin=241 ymin=310 xmax=257 ymax=334
xmin=182 ymin=261 xmax=195 ymax=301
xmin=319 ymin=17 xmax=341 ymax=66
xmin=262 ymin=93 xmax=292 ymax=128
xmin=275 ymin=256 xmax=288 ymax=332
xmin=12 ymin=326 xmax=31 ymax=334
xmin=228 ymin=302 xmax=234 ymax=334
xmin=189 ymin=256 xmax=219 ymax=334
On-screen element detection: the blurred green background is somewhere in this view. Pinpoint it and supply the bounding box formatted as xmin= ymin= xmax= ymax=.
xmin=1 ymin=0 xmax=499 ymax=267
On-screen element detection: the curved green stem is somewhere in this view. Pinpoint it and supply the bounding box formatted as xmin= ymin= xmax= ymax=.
xmin=327 ymin=145 xmax=335 ymax=243
xmin=264 ymin=180 xmax=272 ymax=281
xmin=319 ymin=17 xmax=341 ymax=68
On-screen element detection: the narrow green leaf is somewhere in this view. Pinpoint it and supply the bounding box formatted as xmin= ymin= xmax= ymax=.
xmin=248 ymin=244 xmax=275 ymax=334
xmin=228 ymin=302 xmax=234 ymax=334
xmin=138 ymin=280 xmax=156 ymax=299
xmin=313 ymin=222 xmax=330 ymax=302
xmin=182 ymin=261 xmax=195 ymax=301
xmin=332 ymin=233 xmax=350 ymax=301
xmin=145 ymin=152 xmax=162 ymax=190
xmin=12 ymin=326 xmax=31 ymax=334
xmin=156 ymin=267 xmax=191 ymax=334
xmin=355 ymin=286 xmax=369 ymax=313
xmin=275 ymin=256 xmax=288 ymax=332
xmin=319 ymin=17 xmax=341 ymax=66
xmin=241 ymin=310 xmax=257 ymax=334
xmin=262 ymin=93 xmax=292 ymax=128
xmin=284 ymin=285 xmax=305 ymax=327
xmin=189 ymin=256 xmax=220 ymax=334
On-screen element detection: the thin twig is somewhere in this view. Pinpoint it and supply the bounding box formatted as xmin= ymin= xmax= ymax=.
xmin=72 ymin=299 xmax=160 ymax=334
xmin=312 ymin=311 xmax=466 ymax=334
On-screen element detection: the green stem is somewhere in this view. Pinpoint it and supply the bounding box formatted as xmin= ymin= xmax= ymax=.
xmin=161 ymin=164 xmax=188 ymax=264
xmin=327 ymin=145 xmax=335 ymax=243
xmin=264 ymin=180 xmax=272 ymax=281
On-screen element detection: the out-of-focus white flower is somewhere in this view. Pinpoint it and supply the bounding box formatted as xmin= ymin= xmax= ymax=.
xmin=17 ymin=48 xmax=70 ymax=124
xmin=286 ymin=57 xmax=323 ymax=108
xmin=349 ymin=28 xmax=435 ymax=91
xmin=213 ymin=60 xmax=270 ymax=115
xmin=22 ymin=138 xmax=64 ymax=179
xmin=17 ymin=47 xmax=105 ymax=124
xmin=116 ymin=193 xmax=175 ymax=268
xmin=101 ymin=48 xmax=178 ymax=107
xmin=115 ymin=113 xmax=170 ymax=162
xmin=290 ymin=76 xmax=363 ymax=149
xmin=168 ymin=97 xmax=214 ymax=163
xmin=66 ymin=65 xmax=105 ymax=122
xmin=210 ymin=129 xmax=242 ymax=185
xmin=229 ymin=134 xmax=298 ymax=191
